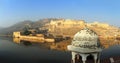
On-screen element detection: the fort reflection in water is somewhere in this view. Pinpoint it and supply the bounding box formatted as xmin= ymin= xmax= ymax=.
xmin=13 ymin=37 xmax=70 ymax=51
xmin=13 ymin=38 xmax=120 ymax=51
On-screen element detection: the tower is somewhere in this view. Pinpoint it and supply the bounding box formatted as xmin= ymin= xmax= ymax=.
xmin=67 ymin=28 xmax=103 ymax=63
xmin=13 ymin=32 xmax=21 ymax=38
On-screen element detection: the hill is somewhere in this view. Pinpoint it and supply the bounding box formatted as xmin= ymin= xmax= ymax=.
xmin=0 ymin=21 xmax=32 ymax=35
xmin=0 ymin=18 xmax=59 ymax=35
xmin=0 ymin=27 xmax=4 ymax=30
xmin=45 ymin=19 xmax=120 ymax=38
xmin=0 ymin=18 xmax=120 ymax=38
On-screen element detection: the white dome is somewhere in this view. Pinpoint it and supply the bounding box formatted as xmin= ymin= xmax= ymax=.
xmin=72 ymin=28 xmax=101 ymax=49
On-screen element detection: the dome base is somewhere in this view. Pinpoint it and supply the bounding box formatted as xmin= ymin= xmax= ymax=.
xmin=67 ymin=45 xmax=102 ymax=53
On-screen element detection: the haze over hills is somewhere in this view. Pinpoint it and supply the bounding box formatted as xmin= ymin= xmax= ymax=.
xmin=0 ymin=27 xmax=5 ymax=31
xmin=0 ymin=27 xmax=3 ymax=30
xmin=0 ymin=18 xmax=57 ymax=35
xmin=0 ymin=18 xmax=120 ymax=37
xmin=0 ymin=21 xmax=32 ymax=34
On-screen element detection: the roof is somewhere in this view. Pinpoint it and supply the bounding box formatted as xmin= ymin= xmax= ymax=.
xmin=67 ymin=27 xmax=102 ymax=52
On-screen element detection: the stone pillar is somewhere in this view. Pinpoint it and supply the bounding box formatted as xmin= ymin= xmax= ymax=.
xmin=72 ymin=52 xmax=77 ymax=63
xmin=97 ymin=53 xmax=101 ymax=63
xmin=80 ymin=54 xmax=89 ymax=63
xmin=92 ymin=53 xmax=98 ymax=63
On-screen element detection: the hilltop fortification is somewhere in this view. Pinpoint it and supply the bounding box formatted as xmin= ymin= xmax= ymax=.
xmin=44 ymin=19 xmax=120 ymax=39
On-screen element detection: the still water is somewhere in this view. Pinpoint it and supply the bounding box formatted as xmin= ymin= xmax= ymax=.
xmin=0 ymin=37 xmax=120 ymax=63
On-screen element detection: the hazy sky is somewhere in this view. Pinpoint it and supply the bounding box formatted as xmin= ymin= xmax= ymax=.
xmin=0 ymin=0 xmax=120 ymax=27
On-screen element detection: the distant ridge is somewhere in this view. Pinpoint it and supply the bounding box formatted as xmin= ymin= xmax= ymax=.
xmin=0 ymin=18 xmax=60 ymax=35
xmin=0 ymin=26 xmax=4 ymax=29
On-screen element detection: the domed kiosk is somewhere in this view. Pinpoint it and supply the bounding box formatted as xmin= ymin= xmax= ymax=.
xmin=67 ymin=27 xmax=103 ymax=63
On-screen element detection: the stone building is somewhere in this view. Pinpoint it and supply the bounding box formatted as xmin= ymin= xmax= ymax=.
xmin=47 ymin=19 xmax=85 ymax=38
xmin=67 ymin=27 xmax=103 ymax=63
xmin=88 ymin=22 xmax=109 ymax=28
xmin=13 ymin=32 xmax=21 ymax=38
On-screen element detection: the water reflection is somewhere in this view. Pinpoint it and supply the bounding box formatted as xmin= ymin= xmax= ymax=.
xmin=13 ymin=38 xmax=20 ymax=44
xmin=13 ymin=38 xmax=120 ymax=51
xmin=100 ymin=39 xmax=120 ymax=49
xmin=13 ymin=37 xmax=71 ymax=51
xmin=0 ymin=37 xmax=71 ymax=63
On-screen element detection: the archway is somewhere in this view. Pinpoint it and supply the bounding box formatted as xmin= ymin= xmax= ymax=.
xmin=75 ymin=54 xmax=82 ymax=63
xmin=86 ymin=54 xmax=94 ymax=63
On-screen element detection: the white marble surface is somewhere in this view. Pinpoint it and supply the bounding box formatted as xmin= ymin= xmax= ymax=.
xmin=72 ymin=28 xmax=101 ymax=48
xmin=67 ymin=45 xmax=102 ymax=53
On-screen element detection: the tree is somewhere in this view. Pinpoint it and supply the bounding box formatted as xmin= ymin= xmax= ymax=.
xmin=23 ymin=24 xmax=32 ymax=35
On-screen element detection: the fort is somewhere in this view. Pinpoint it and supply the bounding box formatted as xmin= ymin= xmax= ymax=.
xmin=44 ymin=19 xmax=120 ymax=39
xmin=45 ymin=19 xmax=86 ymax=38
xmin=13 ymin=32 xmax=55 ymax=43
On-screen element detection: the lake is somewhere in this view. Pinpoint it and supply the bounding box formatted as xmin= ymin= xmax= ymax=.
xmin=0 ymin=37 xmax=120 ymax=63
